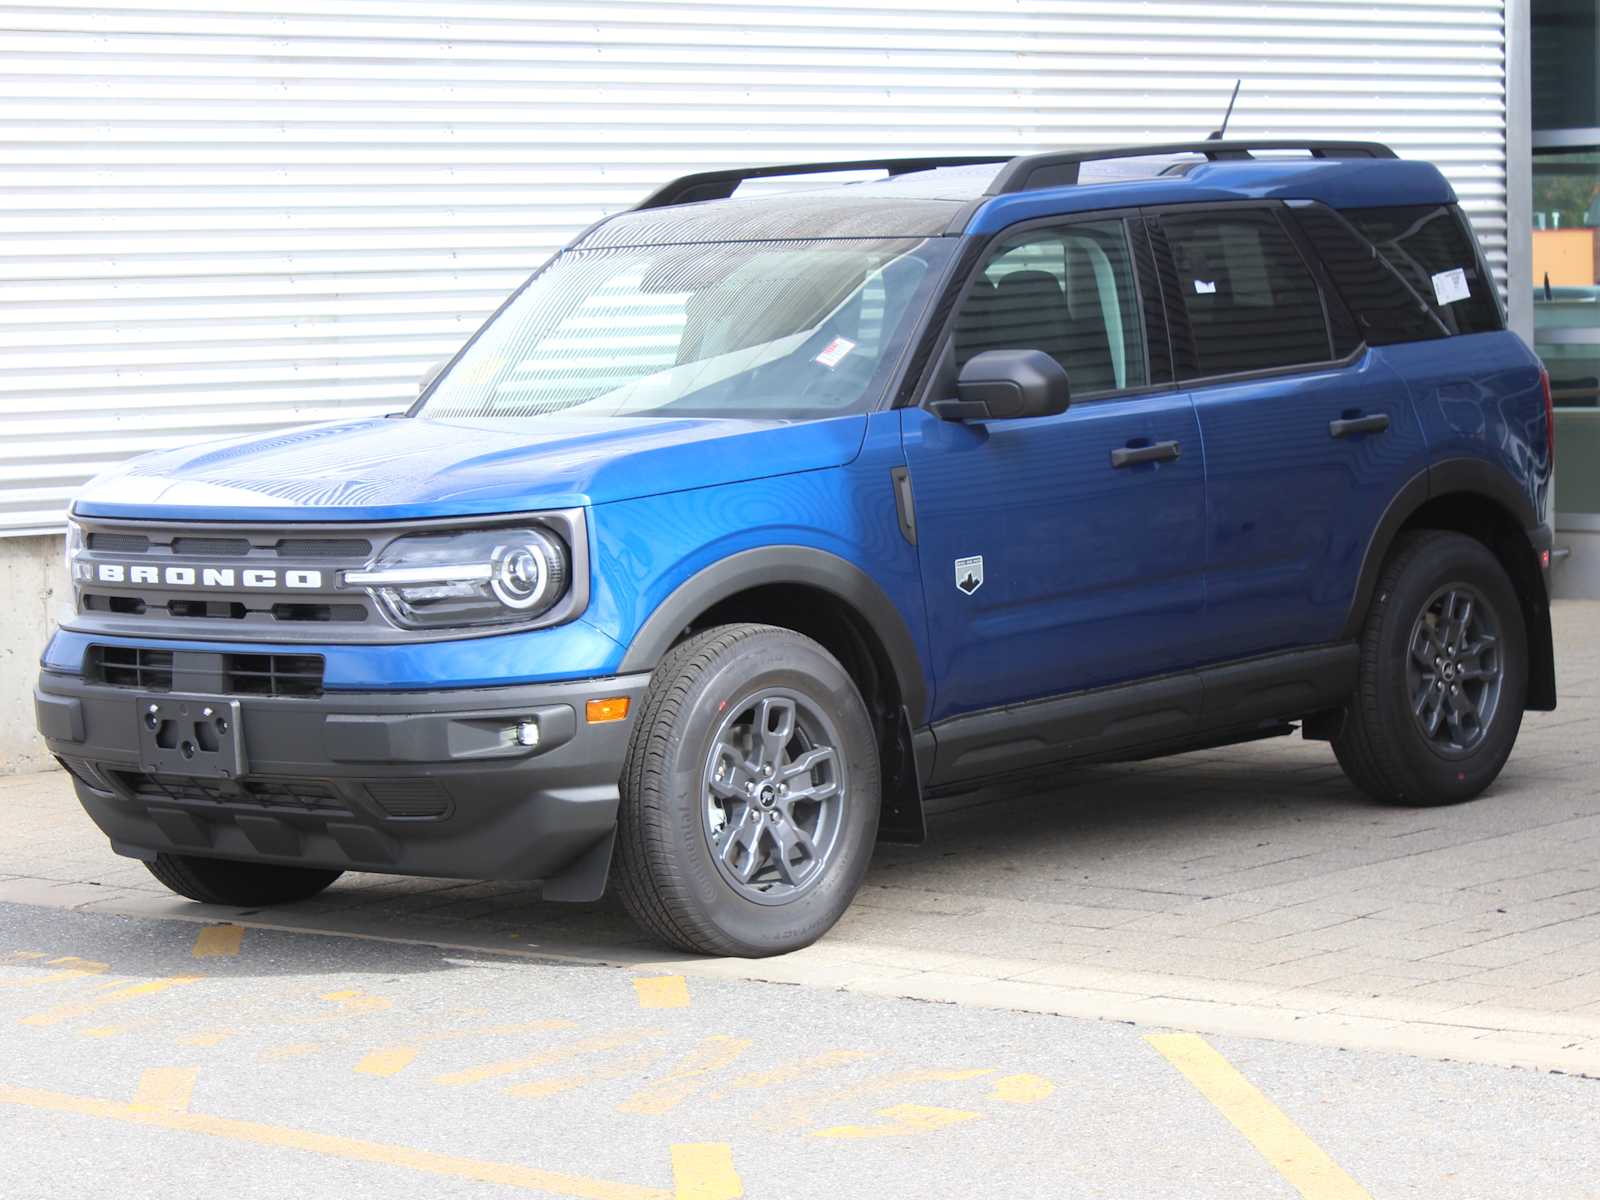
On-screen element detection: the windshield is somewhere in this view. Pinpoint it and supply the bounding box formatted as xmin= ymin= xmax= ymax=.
xmin=418 ymin=237 xmax=954 ymax=421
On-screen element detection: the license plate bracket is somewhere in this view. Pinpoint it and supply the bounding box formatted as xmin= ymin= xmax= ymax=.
xmin=136 ymin=695 xmax=247 ymax=780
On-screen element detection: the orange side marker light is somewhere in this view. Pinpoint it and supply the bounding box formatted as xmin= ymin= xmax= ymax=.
xmin=586 ymin=697 xmax=631 ymax=723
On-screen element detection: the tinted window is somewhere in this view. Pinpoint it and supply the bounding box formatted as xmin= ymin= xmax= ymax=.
xmin=1159 ymin=209 xmax=1332 ymax=378
xmin=953 ymin=220 xmax=1148 ymax=394
xmin=1291 ymin=204 xmax=1445 ymax=346
xmin=1345 ymin=205 xmax=1503 ymax=336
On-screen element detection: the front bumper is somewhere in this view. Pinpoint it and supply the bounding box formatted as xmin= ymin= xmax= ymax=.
xmin=34 ymin=668 xmax=650 ymax=896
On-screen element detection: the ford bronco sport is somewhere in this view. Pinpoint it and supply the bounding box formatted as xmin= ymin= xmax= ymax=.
xmin=35 ymin=141 xmax=1557 ymax=957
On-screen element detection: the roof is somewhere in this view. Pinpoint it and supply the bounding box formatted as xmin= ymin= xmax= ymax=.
xmin=571 ymin=145 xmax=1457 ymax=249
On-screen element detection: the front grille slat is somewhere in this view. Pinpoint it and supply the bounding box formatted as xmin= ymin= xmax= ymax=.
xmin=275 ymin=537 xmax=373 ymax=558
xmin=86 ymin=532 xmax=150 ymax=553
xmin=115 ymin=771 xmax=350 ymax=815
xmin=224 ymin=653 xmax=325 ymax=697
xmin=170 ymin=536 xmax=252 ymax=557
xmin=89 ymin=646 xmax=173 ymax=691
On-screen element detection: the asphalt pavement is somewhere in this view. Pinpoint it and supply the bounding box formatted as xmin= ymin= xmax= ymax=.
xmin=3 ymin=900 xmax=1598 ymax=1200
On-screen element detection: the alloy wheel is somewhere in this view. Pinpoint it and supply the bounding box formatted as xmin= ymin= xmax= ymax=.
xmin=702 ymin=690 xmax=847 ymax=905
xmin=1405 ymin=583 xmax=1505 ymax=758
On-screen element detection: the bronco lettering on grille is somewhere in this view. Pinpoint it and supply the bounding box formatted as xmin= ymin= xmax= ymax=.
xmin=78 ymin=562 xmax=325 ymax=589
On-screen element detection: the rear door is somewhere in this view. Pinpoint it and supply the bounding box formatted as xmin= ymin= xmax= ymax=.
xmin=901 ymin=214 xmax=1207 ymax=721
xmin=1148 ymin=204 xmax=1429 ymax=661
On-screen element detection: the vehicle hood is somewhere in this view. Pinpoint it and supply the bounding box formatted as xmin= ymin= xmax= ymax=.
xmin=71 ymin=413 xmax=868 ymax=522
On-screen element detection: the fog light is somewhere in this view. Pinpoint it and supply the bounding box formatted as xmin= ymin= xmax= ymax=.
xmin=514 ymin=720 xmax=540 ymax=747
xmin=586 ymin=697 xmax=630 ymax=723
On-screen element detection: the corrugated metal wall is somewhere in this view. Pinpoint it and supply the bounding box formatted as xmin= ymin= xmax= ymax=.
xmin=0 ymin=0 xmax=1510 ymax=535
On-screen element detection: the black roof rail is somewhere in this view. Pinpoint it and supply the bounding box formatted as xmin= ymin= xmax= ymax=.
xmin=634 ymin=155 xmax=1014 ymax=210
xmin=633 ymin=140 xmax=1398 ymax=211
xmin=985 ymin=139 xmax=1397 ymax=195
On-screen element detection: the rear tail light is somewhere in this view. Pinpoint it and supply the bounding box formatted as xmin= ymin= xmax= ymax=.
xmin=1542 ymin=368 xmax=1555 ymax=463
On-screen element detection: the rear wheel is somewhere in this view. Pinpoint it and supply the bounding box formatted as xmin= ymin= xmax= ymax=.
xmin=614 ymin=623 xmax=879 ymax=957
xmin=1334 ymin=530 xmax=1527 ymax=806
xmin=145 ymin=853 xmax=342 ymax=906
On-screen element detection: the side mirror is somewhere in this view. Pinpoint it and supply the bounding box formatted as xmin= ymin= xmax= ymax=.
xmin=418 ymin=357 xmax=451 ymax=396
xmin=932 ymin=349 xmax=1070 ymax=422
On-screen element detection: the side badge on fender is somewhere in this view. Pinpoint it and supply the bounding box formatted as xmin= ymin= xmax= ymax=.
xmin=954 ymin=555 xmax=984 ymax=595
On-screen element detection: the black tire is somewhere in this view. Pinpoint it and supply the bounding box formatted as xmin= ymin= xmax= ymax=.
xmin=1333 ymin=530 xmax=1527 ymax=806
xmin=144 ymin=853 xmax=343 ymax=906
xmin=614 ymin=623 xmax=880 ymax=957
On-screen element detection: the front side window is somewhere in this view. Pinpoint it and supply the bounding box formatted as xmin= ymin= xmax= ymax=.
xmin=1159 ymin=209 xmax=1333 ymax=378
xmin=952 ymin=220 xmax=1148 ymax=394
xmin=420 ymin=237 xmax=954 ymax=421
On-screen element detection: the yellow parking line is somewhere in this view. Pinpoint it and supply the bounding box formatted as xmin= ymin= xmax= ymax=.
xmin=669 ymin=1144 xmax=742 ymax=1200
xmin=355 ymin=1047 xmax=419 ymax=1077
xmin=435 ymin=1028 xmax=647 ymax=1088
xmin=811 ymin=1102 xmax=981 ymax=1140
xmin=133 ymin=1067 xmax=197 ymax=1112
xmin=617 ymin=1036 xmax=752 ymax=1117
xmin=989 ymin=1073 xmax=1054 ymax=1104
xmin=2 ymin=957 xmax=110 ymax=989
xmin=634 ymin=976 xmax=691 ymax=1009
xmin=0 ymin=1080 xmax=673 ymax=1200
xmin=21 ymin=975 xmax=203 ymax=1028
xmin=192 ymin=925 xmax=244 ymax=959
xmin=1147 ymin=1034 xmax=1374 ymax=1200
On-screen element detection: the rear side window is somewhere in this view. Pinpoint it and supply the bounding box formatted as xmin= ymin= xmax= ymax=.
xmin=1290 ymin=204 xmax=1446 ymax=346
xmin=1158 ymin=209 xmax=1332 ymax=379
xmin=1344 ymin=204 xmax=1503 ymax=336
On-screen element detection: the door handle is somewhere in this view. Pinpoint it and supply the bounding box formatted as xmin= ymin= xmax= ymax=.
xmin=1110 ymin=440 xmax=1181 ymax=468
xmin=1329 ymin=413 xmax=1391 ymax=438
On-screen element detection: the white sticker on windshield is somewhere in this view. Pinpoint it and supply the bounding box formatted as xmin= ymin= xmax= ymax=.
xmin=1193 ymin=279 xmax=1217 ymax=295
xmin=1432 ymin=267 xmax=1471 ymax=306
xmin=814 ymin=336 xmax=856 ymax=369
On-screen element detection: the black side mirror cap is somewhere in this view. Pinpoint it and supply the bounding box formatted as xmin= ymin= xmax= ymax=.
xmin=932 ymin=349 xmax=1071 ymax=422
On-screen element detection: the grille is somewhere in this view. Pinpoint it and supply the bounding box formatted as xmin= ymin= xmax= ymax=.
xmin=89 ymin=645 xmax=173 ymax=691
xmin=276 ymin=537 xmax=373 ymax=558
xmin=116 ymin=771 xmax=349 ymax=815
xmin=86 ymin=532 xmax=150 ymax=553
xmin=171 ymin=536 xmax=252 ymax=556
xmin=224 ymin=653 xmax=325 ymax=697
xmin=364 ymin=779 xmax=451 ymax=819
xmin=88 ymin=647 xmax=325 ymax=698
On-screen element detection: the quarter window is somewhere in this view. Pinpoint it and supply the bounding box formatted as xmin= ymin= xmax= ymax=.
xmin=953 ymin=220 xmax=1147 ymax=394
xmin=1159 ymin=209 xmax=1333 ymax=378
xmin=1344 ymin=204 xmax=1504 ymax=336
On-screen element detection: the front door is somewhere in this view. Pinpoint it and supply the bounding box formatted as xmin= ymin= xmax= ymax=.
xmin=901 ymin=216 xmax=1207 ymax=723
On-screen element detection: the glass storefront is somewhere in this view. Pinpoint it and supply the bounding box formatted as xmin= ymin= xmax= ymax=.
xmin=1534 ymin=2 xmax=1600 ymax=522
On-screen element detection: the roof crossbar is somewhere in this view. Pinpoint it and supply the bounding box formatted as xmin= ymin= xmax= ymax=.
xmin=632 ymin=140 xmax=1398 ymax=211
xmin=634 ymin=156 xmax=1015 ymax=210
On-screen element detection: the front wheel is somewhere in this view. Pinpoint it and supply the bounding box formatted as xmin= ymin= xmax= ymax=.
xmin=614 ymin=623 xmax=880 ymax=957
xmin=1334 ymin=530 xmax=1528 ymax=806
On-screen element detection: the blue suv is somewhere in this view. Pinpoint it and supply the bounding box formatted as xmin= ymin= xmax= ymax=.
xmin=35 ymin=141 xmax=1557 ymax=956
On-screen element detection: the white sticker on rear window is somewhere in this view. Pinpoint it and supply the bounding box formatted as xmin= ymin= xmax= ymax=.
xmin=814 ymin=336 xmax=856 ymax=368
xmin=1431 ymin=267 xmax=1471 ymax=306
xmin=1193 ymin=279 xmax=1217 ymax=295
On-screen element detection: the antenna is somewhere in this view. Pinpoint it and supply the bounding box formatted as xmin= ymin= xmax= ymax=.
xmin=1206 ymin=80 xmax=1242 ymax=141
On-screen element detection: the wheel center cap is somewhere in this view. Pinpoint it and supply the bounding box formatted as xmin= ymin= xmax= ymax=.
xmin=756 ymin=784 xmax=777 ymax=808
xmin=1442 ymin=662 xmax=1457 ymax=682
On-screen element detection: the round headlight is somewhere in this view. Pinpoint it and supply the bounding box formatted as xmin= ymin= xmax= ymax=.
xmin=492 ymin=534 xmax=565 ymax=611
